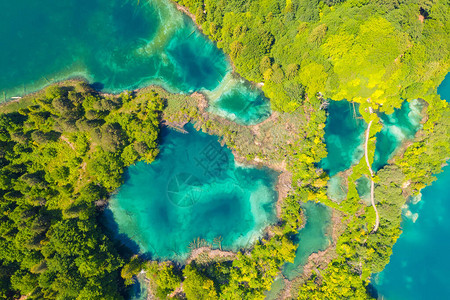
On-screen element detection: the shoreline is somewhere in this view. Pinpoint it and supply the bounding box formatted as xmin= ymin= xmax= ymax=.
xmin=4 ymin=79 xmax=292 ymax=264
xmin=279 ymin=208 xmax=344 ymax=299
xmin=171 ymin=0 xmax=265 ymax=91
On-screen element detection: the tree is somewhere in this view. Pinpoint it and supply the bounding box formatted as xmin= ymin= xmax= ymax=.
xmin=183 ymin=265 xmax=218 ymax=300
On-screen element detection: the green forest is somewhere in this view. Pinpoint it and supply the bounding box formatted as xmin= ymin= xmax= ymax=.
xmin=0 ymin=83 xmax=163 ymax=298
xmin=169 ymin=0 xmax=450 ymax=298
xmin=0 ymin=0 xmax=450 ymax=299
xmin=178 ymin=0 xmax=449 ymax=113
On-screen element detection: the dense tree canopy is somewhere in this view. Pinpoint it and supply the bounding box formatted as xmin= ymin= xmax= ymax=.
xmin=173 ymin=0 xmax=450 ymax=299
xmin=177 ymin=0 xmax=449 ymax=113
xmin=0 ymin=83 xmax=163 ymax=299
xmin=1 ymin=0 xmax=449 ymax=299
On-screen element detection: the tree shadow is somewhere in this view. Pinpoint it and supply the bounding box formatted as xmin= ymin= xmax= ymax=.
xmin=91 ymin=82 xmax=105 ymax=91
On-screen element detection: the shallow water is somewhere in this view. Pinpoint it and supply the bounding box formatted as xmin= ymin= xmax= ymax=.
xmin=104 ymin=124 xmax=277 ymax=260
xmin=374 ymin=74 xmax=450 ymax=299
xmin=373 ymin=166 xmax=450 ymax=299
xmin=204 ymin=73 xmax=272 ymax=125
xmin=320 ymin=101 xmax=366 ymax=176
xmin=264 ymin=276 xmax=285 ymax=300
xmin=0 ymin=0 xmax=270 ymax=124
xmin=327 ymin=175 xmax=348 ymax=203
xmin=322 ymin=99 xmax=422 ymax=205
xmin=129 ymin=273 xmax=148 ymax=300
xmin=372 ymin=99 xmax=423 ymax=172
xmin=282 ymin=202 xmax=332 ymax=280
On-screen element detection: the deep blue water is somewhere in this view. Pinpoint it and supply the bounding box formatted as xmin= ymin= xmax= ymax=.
xmin=104 ymin=124 xmax=278 ymax=260
xmin=374 ymin=74 xmax=450 ymax=299
xmin=0 ymin=0 xmax=270 ymax=125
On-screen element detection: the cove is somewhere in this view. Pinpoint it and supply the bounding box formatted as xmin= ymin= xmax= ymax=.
xmin=282 ymin=202 xmax=332 ymax=280
xmin=0 ymin=0 xmax=270 ymax=125
xmin=204 ymin=73 xmax=272 ymax=125
xmin=372 ymin=99 xmax=423 ymax=172
xmin=373 ymin=74 xmax=450 ymax=299
xmin=103 ymin=124 xmax=278 ymax=260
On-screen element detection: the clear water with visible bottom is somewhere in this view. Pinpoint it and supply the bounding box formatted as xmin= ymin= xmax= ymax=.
xmin=204 ymin=73 xmax=271 ymax=125
xmin=103 ymin=124 xmax=278 ymax=261
xmin=373 ymin=166 xmax=450 ymax=299
xmin=0 ymin=0 xmax=270 ymax=125
xmin=372 ymin=99 xmax=423 ymax=172
xmin=322 ymin=99 xmax=423 ymax=204
xmin=320 ymin=101 xmax=366 ymax=176
xmin=129 ymin=273 xmax=148 ymax=300
xmin=264 ymin=276 xmax=286 ymax=300
xmin=373 ymin=74 xmax=450 ymax=299
xmin=282 ymin=202 xmax=332 ymax=280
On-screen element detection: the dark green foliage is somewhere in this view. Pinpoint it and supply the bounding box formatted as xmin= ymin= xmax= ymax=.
xmin=0 ymin=82 xmax=164 ymax=299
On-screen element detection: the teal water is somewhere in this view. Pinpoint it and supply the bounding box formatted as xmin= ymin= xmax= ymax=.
xmin=204 ymin=73 xmax=272 ymax=125
xmin=374 ymin=75 xmax=450 ymax=299
xmin=322 ymin=99 xmax=422 ymax=205
xmin=104 ymin=124 xmax=277 ymax=260
xmin=355 ymin=176 xmax=371 ymax=205
xmin=327 ymin=175 xmax=348 ymax=203
xmin=129 ymin=273 xmax=148 ymax=300
xmin=264 ymin=277 xmax=285 ymax=300
xmin=282 ymin=202 xmax=332 ymax=280
xmin=320 ymin=101 xmax=366 ymax=176
xmin=437 ymin=73 xmax=450 ymax=97
xmin=373 ymin=166 xmax=450 ymax=299
xmin=372 ymin=99 xmax=423 ymax=172
xmin=321 ymin=99 xmax=422 ymax=176
xmin=0 ymin=0 xmax=270 ymax=125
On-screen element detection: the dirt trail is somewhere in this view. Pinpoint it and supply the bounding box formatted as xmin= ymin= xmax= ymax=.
xmin=364 ymin=119 xmax=379 ymax=233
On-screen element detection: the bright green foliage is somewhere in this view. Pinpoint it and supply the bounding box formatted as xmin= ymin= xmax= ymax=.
xmin=397 ymin=96 xmax=450 ymax=192
xmin=221 ymin=236 xmax=296 ymax=299
xmin=298 ymin=260 xmax=372 ymax=300
xmin=183 ymin=264 xmax=218 ymax=300
xmin=0 ymin=82 xmax=164 ymax=299
xmin=175 ymin=0 xmax=450 ymax=112
xmin=121 ymin=256 xmax=144 ymax=286
xmin=144 ymin=261 xmax=182 ymax=299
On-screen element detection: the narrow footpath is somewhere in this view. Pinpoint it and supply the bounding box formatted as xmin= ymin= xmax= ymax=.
xmin=364 ymin=119 xmax=380 ymax=233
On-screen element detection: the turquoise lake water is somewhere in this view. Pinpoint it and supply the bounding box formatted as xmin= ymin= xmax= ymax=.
xmin=373 ymin=74 xmax=450 ymax=299
xmin=322 ymin=99 xmax=422 ymax=205
xmin=372 ymin=99 xmax=423 ymax=172
xmin=321 ymin=100 xmax=422 ymax=177
xmin=264 ymin=276 xmax=286 ymax=300
xmin=129 ymin=273 xmax=148 ymax=300
xmin=373 ymin=166 xmax=450 ymax=299
xmin=0 ymin=0 xmax=270 ymax=125
xmin=104 ymin=124 xmax=277 ymax=260
xmin=205 ymin=73 xmax=272 ymax=125
xmin=320 ymin=101 xmax=366 ymax=176
xmin=282 ymin=202 xmax=332 ymax=280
